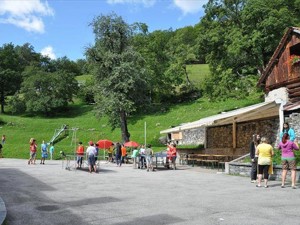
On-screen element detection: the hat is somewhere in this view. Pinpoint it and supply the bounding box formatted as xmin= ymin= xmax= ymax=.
xmin=89 ymin=141 xmax=94 ymax=146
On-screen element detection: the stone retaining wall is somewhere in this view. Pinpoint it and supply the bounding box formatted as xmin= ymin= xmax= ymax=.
xmin=228 ymin=162 xmax=300 ymax=182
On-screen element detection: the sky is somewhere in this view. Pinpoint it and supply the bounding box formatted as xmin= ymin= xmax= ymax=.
xmin=0 ymin=0 xmax=208 ymax=61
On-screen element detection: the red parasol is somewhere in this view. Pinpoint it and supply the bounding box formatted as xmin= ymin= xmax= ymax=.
xmin=124 ymin=141 xmax=139 ymax=148
xmin=97 ymin=139 xmax=113 ymax=149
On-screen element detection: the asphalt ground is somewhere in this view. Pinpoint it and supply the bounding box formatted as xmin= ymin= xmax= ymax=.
xmin=0 ymin=158 xmax=300 ymax=225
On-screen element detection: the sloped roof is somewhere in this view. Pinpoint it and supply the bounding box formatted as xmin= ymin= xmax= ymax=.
xmin=160 ymin=101 xmax=279 ymax=134
xmin=258 ymin=27 xmax=300 ymax=86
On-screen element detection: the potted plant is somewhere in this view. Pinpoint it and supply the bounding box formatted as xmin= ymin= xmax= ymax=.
xmin=289 ymin=55 xmax=300 ymax=66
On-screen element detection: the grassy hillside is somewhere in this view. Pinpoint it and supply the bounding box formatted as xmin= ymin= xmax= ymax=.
xmin=0 ymin=64 xmax=263 ymax=160
xmin=187 ymin=64 xmax=210 ymax=88
xmin=0 ymin=95 xmax=262 ymax=159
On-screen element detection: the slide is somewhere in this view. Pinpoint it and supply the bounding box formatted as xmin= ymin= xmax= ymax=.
xmin=49 ymin=124 xmax=68 ymax=144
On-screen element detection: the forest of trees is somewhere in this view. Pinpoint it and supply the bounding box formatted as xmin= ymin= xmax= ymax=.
xmin=1 ymin=0 xmax=300 ymax=141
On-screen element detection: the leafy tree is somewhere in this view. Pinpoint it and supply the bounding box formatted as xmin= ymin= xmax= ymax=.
xmin=166 ymin=26 xmax=199 ymax=87
xmin=76 ymin=59 xmax=89 ymax=75
xmin=8 ymin=92 xmax=26 ymax=114
xmin=86 ymin=13 xmax=148 ymax=142
xmin=21 ymin=66 xmax=78 ymax=116
xmin=132 ymin=29 xmax=176 ymax=102
xmin=0 ymin=43 xmax=23 ymax=113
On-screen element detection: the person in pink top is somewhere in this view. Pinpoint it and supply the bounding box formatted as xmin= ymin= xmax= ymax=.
xmin=28 ymin=138 xmax=37 ymax=165
xmin=278 ymin=133 xmax=299 ymax=189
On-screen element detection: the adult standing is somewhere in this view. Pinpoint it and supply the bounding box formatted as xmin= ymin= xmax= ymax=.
xmin=145 ymin=144 xmax=154 ymax=172
xmin=250 ymin=134 xmax=260 ymax=183
xmin=280 ymin=122 xmax=295 ymax=141
xmin=40 ymin=140 xmax=48 ymax=164
xmin=255 ymin=137 xmax=274 ymax=188
xmin=167 ymin=143 xmax=177 ymax=170
xmin=86 ymin=141 xmax=97 ymax=173
xmin=0 ymin=143 xmax=2 ymax=158
xmin=278 ymin=133 xmax=299 ymax=189
xmin=121 ymin=144 xmax=127 ymax=165
xmin=107 ymin=143 xmax=114 ymax=163
xmin=94 ymin=143 xmax=99 ymax=164
xmin=139 ymin=145 xmax=146 ymax=169
xmin=115 ymin=142 xmax=122 ymax=167
xmin=76 ymin=141 xmax=84 ymax=169
xmin=28 ymin=138 xmax=37 ymax=165
xmin=131 ymin=147 xmax=139 ymax=169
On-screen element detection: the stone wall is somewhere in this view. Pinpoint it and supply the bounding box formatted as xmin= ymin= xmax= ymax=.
xmin=180 ymin=127 xmax=205 ymax=145
xmin=285 ymin=112 xmax=300 ymax=140
xmin=228 ymin=162 xmax=300 ymax=182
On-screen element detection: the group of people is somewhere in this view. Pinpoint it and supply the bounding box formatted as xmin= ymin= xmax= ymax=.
xmin=76 ymin=141 xmax=99 ymax=173
xmin=74 ymin=140 xmax=177 ymax=173
xmin=131 ymin=142 xmax=177 ymax=171
xmin=28 ymin=138 xmax=55 ymax=165
xmin=250 ymin=122 xmax=299 ymax=189
xmin=131 ymin=144 xmax=155 ymax=171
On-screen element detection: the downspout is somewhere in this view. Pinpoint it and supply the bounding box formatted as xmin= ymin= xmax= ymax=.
xmin=275 ymin=98 xmax=286 ymax=131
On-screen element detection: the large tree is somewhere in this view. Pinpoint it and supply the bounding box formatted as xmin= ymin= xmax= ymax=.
xmin=0 ymin=43 xmax=23 ymax=113
xmin=21 ymin=66 xmax=78 ymax=116
xmin=86 ymin=13 xmax=148 ymax=142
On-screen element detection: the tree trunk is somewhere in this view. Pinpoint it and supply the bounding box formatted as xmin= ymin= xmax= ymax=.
xmin=120 ymin=110 xmax=130 ymax=143
xmin=0 ymin=91 xmax=4 ymax=113
xmin=183 ymin=64 xmax=193 ymax=87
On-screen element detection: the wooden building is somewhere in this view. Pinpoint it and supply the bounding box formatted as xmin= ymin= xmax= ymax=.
xmin=258 ymin=26 xmax=300 ymax=112
xmin=160 ymin=26 xmax=300 ymax=157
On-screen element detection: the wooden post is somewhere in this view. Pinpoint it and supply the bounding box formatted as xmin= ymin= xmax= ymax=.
xmin=232 ymin=119 xmax=237 ymax=149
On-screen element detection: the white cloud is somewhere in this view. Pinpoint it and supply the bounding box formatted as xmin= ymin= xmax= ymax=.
xmin=107 ymin=0 xmax=156 ymax=7
xmin=41 ymin=46 xmax=56 ymax=60
xmin=173 ymin=0 xmax=206 ymax=15
xmin=0 ymin=0 xmax=54 ymax=33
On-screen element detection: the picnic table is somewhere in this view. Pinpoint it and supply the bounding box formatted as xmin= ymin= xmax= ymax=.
xmin=187 ymin=153 xmax=234 ymax=170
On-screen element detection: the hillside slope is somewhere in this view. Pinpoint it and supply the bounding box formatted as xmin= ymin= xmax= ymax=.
xmin=0 ymin=96 xmax=262 ymax=159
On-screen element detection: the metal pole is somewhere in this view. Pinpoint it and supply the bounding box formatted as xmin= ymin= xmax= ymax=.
xmin=144 ymin=121 xmax=147 ymax=147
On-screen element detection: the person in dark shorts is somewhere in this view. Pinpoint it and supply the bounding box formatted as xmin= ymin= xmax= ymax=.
xmin=278 ymin=133 xmax=299 ymax=189
xmin=250 ymin=134 xmax=260 ymax=183
xmin=76 ymin=141 xmax=85 ymax=168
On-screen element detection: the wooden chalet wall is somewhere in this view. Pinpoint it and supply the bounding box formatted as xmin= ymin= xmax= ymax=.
xmin=265 ymin=32 xmax=300 ymax=103
xmin=205 ymin=118 xmax=279 ymax=156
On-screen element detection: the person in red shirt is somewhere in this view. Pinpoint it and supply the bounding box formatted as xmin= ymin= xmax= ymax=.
xmin=121 ymin=144 xmax=127 ymax=166
xmin=28 ymin=138 xmax=37 ymax=165
xmin=167 ymin=143 xmax=177 ymax=170
xmin=76 ymin=141 xmax=85 ymax=168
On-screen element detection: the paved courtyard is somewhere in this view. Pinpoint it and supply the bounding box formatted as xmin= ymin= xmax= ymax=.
xmin=0 ymin=158 xmax=299 ymax=225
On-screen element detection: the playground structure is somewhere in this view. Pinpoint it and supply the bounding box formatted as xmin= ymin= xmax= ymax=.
xmin=49 ymin=124 xmax=78 ymax=147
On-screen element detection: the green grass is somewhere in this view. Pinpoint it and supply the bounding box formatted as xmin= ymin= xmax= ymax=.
xmin=187 ymin=64 xmax=210 ymax=87
xmin=76 ymin=74 xmax=92 ymax=84
xmin=0 ymin=95 xmax=262 ymax=160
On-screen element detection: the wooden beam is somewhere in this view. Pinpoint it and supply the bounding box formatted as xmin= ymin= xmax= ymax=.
xmin=287 ymin=86 xmax=300 ymax=93
xmin=291 ymin=97 xmax=300 ymax=103
xmin=233 ymin=120 xmax=236 ymax=149
xmin=286 ymin=79 xmax=300 ymax=89
xmin=289 ymin=91 xmax=300 ymax=97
